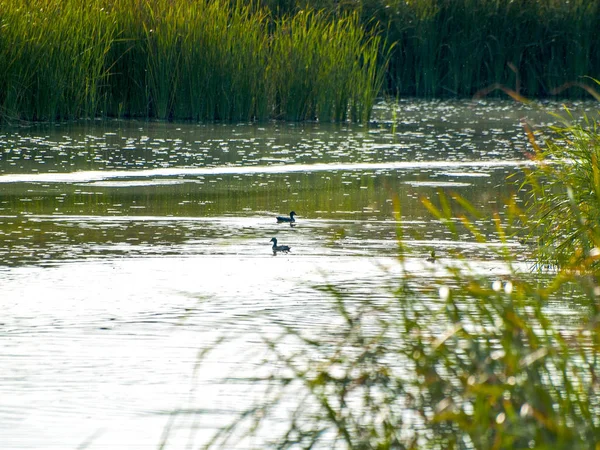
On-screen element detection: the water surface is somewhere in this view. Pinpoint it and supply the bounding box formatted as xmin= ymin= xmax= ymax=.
xmin=0 ymin=99 xmax=593 ymax=449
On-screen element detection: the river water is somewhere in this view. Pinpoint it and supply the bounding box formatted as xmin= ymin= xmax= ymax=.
xmin=0 ymin=99 xmax=593 ymax=449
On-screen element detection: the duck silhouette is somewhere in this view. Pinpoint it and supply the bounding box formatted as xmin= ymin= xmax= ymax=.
xmin=270 ymin=237 xmax=291 ymax=255
xmin=426 ymin=250 xmax=436 ymax=263
xmin=276 ymin=211 xmax=297 ymax=223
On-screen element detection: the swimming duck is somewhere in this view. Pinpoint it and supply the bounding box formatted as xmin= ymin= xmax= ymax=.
xmin=276 ymin=211 xmax=297 ymax=223
xmin=426 ymin=250 xmax=436 ymax=263
xmin=270 ymin=237 xmax=291 ymax=254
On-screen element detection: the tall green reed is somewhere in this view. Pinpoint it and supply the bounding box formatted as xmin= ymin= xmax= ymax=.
xmin=138 ymin=0 xmax=271 ymax=121
xmin=0 ymin=0 xmax=116 ymax=121
xmin=271 ymin=10 xmax=385 ymax=122
xmin=522 ymin=106 xmax=600 ymax=270
xmin=355 ymin=0 xmax=600 ymax=98
xmin=105 ymin=0 xmax=151 ymax=118
xmin=142 ymin=1 xmax=182 ymax=120
xmin=0 ymin=0 xmax=385 ymax=123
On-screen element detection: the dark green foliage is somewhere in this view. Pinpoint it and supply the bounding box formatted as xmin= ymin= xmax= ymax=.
xmin=0 ymin=0 xmax=117 ymax=121
xmin=0 ymin=0 xmax=597 ymax=123
xmin=376 ymin=0 xmax=600 ymax=98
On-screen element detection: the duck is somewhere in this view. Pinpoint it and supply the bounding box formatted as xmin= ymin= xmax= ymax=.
xmin=426 ymin=250 xmax=436 ymax=263
xmin=270 ymin=237 xmax=291 ymax=254
xmin=276 ymin=211 xmax=297 ymax=223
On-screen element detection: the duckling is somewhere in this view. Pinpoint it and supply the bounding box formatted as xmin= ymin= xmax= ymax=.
xmin=270 ymin=237 xmax=291 ymax=255
xmin=276 ymin=211 xmax=297 ymax=223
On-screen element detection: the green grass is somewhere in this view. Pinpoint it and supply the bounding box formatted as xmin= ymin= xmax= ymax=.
xmin=270 ymin=10 xmax=384 ymax=122
xmin=522 ymin=105 xmax=600 ymax=270
xmin=0 ymin=0 xmax=596 ymax=122
xmin=0 ymin=0 xmax=387 ymax=123
xmin=1 ymin=0 xmax=597 ymax=123
xmin=376 ymin=0 xmax=600 ymax=98
xmin=0 ymin=0 xmax=117 ymax=120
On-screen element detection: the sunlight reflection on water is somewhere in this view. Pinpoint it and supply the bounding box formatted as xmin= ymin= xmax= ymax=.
xmin=0 ymin=99 xmax=593 ymax=449
xmin=0 ymin=159 xmax=535 ymax=184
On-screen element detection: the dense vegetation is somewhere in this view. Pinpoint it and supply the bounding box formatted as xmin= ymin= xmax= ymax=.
xmin=0 ymin=0 xmax=383 ymax=122
xmin=261 ymin=0 xmax=600 ymax=99
xmin=523 ymin=109 xmax=600 ymax=270
xmin=0 ymin=0 xmax=598 ymax=123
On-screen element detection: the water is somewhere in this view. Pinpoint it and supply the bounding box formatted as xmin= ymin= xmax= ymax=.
xmin=0 ymin=99 xmax=593 ymax=449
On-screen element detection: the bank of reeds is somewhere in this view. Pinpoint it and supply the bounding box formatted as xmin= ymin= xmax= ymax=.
xmin=270 ymin=11 xmax=384 ymax=122
xmin=0 ymin=0 xmax=597 ymax=123
xmin=260 ymin=0 xmax=600 ymax=99
xmin=0 ymin=0 xmax=117 ymax=121
xmin=0 ymin=0 xmax=385 ymax=122
xmin=380 ymin=0 xmax=600 ymax=98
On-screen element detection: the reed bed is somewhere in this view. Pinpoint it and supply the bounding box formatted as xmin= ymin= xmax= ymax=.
xmin=1 ymin=0 xmax=596 ymax=122
xmin=0 ymin=0 xmax=385 ymax=122
xmin=263 ymin=0 xmax=600 ymax=98
xmin=269 ymin=11 xmax=384 ymax=122
xmin=360 ymin=0 xmax=600 ymax=98
xmin=253 ymin=0 xmax=600 ymax=98
xmin=523 ymin=107 xmax=600 ymax=270
xmin=0 ymin=0 xmax=117 ymax=121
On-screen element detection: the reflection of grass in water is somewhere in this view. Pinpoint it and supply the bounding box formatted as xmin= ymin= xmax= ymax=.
xmin=0 ymin=169 xmax=516 ymax=220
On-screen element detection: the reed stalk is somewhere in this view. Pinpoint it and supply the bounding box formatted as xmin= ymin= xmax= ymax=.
xmin=0 ymin=0 xmax=597 ymax=121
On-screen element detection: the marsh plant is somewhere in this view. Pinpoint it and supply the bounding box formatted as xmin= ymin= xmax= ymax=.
xmin=0 ymin=0 xmax=386 ymax=122
xmin=523 ymin=108 xmax=600 ymax=270
xmin=0 ymin=0 xmax=117 ymax=121
xmin=260 ymin=0 xmax=600 ymax=98
xmin=0 ymin=0 xmax=597 ymax=123
xmin=379 ymin=0 xmax=600 ymax=98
